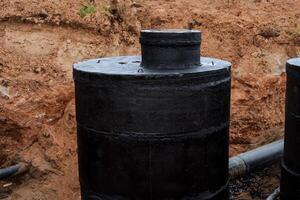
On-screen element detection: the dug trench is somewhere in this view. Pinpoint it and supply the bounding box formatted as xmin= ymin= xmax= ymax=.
xmin=0 ymin=0 xmax=300 ymax=199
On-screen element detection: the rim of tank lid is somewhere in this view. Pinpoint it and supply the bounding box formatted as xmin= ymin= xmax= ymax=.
xmin=140 ymin=29 xmax=201 ymax=45
xmin=73 ymin=56 xmax=231 ymax=77
xmin=287 ymin=57 xmax=300 ymax=67
xmin=141 ymin=29 xmax=200 ymax=33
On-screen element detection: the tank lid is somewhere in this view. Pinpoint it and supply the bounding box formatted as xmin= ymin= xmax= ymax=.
xmin=287 ymin=57 xmax=300 ymax=67
xmin=73 ymin=56 xmax=231 ymax=83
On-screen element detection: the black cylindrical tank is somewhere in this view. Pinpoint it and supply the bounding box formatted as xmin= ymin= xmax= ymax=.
xmin=73 ymin=29 xmax=231 ymax=200
xmin=281 ymin=57 xmax=300 ymax=200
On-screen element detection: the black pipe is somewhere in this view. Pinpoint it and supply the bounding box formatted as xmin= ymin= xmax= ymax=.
xmin=281 ymin=57 xmax=300 ymax=199
xmin=140 ymin=29 xmax=201 ymax=69
xmin=0 ymin=163 xmax=27 ymax=180
xmin=229 ymin=139 xmax=284 ymax=178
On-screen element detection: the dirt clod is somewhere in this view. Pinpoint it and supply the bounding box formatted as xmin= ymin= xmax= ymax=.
xmin=259 ymin=27 xmax=281 ymax=38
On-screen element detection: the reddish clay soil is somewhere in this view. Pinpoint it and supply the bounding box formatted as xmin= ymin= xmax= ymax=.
xmin=0 ymin=0 xmax=300 ymax=199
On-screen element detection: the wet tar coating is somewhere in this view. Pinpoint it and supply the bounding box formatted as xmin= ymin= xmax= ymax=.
xmin=281 ymin=57 xmax=300 ymax=200
xmin=73 ymin=29 xmax=231 ymax=200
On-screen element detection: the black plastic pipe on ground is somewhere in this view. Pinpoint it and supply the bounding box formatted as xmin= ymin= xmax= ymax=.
xmin=229 ymin=139 xmax=284 ymax=179
xmin=0 ymin=163 xmax=27 ymax=180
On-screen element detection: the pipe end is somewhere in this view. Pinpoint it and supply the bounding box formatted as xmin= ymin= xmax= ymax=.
xmin=140 ymin=29 xmax=201 ymax=69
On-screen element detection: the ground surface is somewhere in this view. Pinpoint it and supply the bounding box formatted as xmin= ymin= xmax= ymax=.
xmin=230 ymin=164 xmax=280 ymax=200
xmin=0 ymin=0 xmax=300 ymax=199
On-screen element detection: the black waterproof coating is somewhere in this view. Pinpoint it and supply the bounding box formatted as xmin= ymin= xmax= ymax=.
xmin=73 ymin=29 xmax=231 ymax=200
xmin=281 ymin=57 xmax=300 ymax=200
xmin=140 ymin=30 xmax=201 ymax=69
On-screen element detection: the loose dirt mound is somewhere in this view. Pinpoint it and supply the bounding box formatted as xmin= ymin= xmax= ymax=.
xmin=0 ymin=0 xmax=300 ymax=199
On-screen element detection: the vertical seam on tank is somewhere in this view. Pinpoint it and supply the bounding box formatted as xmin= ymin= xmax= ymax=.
xmin=149 ymin=141 xmax=153 ymax=200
